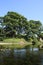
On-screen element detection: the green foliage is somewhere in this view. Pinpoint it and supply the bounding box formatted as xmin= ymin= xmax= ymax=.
xmin=3 ymin=11 xmax=29 ymax=38
xmin=0 ymin=37 xmax=3 ymax=41
xmin=39 ymin=33 xmax=43 ymax=39
xmin=0 ymin=11 xmax=43 ymax=42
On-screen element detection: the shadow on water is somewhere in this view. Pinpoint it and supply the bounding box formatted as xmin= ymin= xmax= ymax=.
xmin=0 ymin=48 xmax=43 ymax=65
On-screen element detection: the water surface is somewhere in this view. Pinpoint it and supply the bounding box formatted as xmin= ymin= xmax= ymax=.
xmin=0 ymin=48 xmax=43 ymax=65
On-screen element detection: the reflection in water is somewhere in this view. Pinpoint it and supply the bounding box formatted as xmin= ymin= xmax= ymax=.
xmin=30 ymin=48 xmax=39 ymax=51
xmin=0 ymin=48 xmax=43 ymax=65
xmin=14 ymin=49 xmax=26 ymax=58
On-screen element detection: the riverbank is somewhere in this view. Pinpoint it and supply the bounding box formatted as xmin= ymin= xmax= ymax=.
xmin=0 ymin=38 xmax=42 ymax=49
xmin=0 ymin=38 xmax=31 ymax=49
xmin=0 ymin=43 xmax=32 ymax=49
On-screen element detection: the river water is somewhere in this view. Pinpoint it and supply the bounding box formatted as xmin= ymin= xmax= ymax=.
xmin=0 ymin=48 xmax=43 ymax=65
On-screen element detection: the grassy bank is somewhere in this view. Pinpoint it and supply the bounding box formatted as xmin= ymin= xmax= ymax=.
xmin=0 ymin=38 xmax=32 ymax=49
xmin=0 ymin=38 xmax=42 ymax=49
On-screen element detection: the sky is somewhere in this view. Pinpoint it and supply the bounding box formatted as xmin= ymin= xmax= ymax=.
xmin=0 ymin=0 xmax=43 ymax=24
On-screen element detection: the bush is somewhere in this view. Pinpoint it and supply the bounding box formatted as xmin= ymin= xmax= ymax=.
xmin=0 ymin=37 xmax=3 ymax=41
xmin=32 ymin=37 xmax=38 ymax=45
xmin=32 ymin=41 xmax=36 ymax=45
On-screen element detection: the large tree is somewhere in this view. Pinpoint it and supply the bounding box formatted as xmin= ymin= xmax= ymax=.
xmin=3 ymin=11 xmax=29 ymax=38
xmin=0 ymin=11 xmax=42 ymax=41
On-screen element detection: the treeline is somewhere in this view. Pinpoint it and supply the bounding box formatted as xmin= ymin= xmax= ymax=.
xmin=0 ymin=11 xmax=43 ymax=42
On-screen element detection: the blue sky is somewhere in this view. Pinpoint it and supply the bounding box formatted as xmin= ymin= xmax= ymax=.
xmin=0 ymin=0 xmax=43 ymax=24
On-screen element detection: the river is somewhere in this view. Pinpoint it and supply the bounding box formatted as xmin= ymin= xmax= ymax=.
xmin=0 ymin=48 xmax=43 ymax=65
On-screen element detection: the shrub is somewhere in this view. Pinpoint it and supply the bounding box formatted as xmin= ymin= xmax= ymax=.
xmin=0 ymin=37 xmax=3 ymax=41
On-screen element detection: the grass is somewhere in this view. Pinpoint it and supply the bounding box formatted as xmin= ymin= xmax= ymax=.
xmin=0 ymin=38 xmax=43 ymax=49
xmin=0 ymin=38 xmax=32 ymax=49
xmin=3 ymin=38 xmax=21 ymax=43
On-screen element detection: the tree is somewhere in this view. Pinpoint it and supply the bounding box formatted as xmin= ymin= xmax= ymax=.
xmin=0 ymin=11 xmax=43 ymax=42
xmin=0 ymin=17 xmax=4 ymax=41
xmin=25 ymin=20 xmax=42 ymax=41
xmin=3 ymin=11 xmax=29 ymax=38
